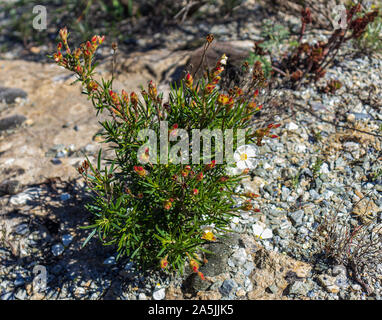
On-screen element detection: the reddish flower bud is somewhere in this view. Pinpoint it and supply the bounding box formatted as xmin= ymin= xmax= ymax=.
xmin=59 ymin=27 xmax=68 ymax=43
xmin=134 ymin=166 xmax=147 ymax=177
xmin=130 ymin=92 xmax=138 ymax=107
xmin=205 ymin=160 xmax=216 ymax=170
xmin=148 ymin=80 xmax=157 ymax=99
xmin=205 ymin=83 xmax=216 ymax=94
xmin=121 ymin=90 xmax=129 ymax=104
xmin=185 ymin=73 xmax=193 ymax=88
xmin=160 ymin=256 xmax=168 ymax=269
xmin=163 ymin=200 xmax=172 ymax=210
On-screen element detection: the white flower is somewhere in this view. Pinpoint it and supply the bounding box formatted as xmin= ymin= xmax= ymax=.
xmin=252 ymin=223 xmax=273 ymax=240
xmin=220 ymin=54 xmax=228 ymax=65
xmin=234 ymin=144 xmax=258 ymax=169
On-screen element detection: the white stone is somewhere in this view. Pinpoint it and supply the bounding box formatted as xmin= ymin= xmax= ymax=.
xmin=10 ymin=188 xmax=42 ymax=205
xmin=231 ymin=248 xmax=247 ymax=266
xmin=285 ymin=122 xmax=299 ymax=131
xmin=138 ymin=293 xmax=147 ymax=300
xmin=320 ymin=163 xmax=330 ymax=174
xmin=152 ymin=288 xmax=166 ymax=300
xmin=295 ymin=144 xmax=307 ymax=153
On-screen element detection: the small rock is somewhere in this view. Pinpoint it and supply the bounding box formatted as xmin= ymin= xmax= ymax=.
xmin=295 ymin=144 xmax=307 ymax=153
xmin=0 ymin=180 xmax=22 ymax=195
xmin=14 ymin=289 xmax=27 ymax=300
xmin=60 ymin=193 xmax=71 ymax=201
xmin=332 ymin=265 xmax=347 ymax=277
xmin=15 ymin=223 xmax=29 ymax=235
xmin=56 ymin=150 xmax=68 ymax=158
xmin=153 ymin=288 xmax=166 ymax=300
xmin=124 ymin=262 xmax=134 ymax=270
xmin=84 ymin=144 xmax=97 ymax=154
xmin=309 ymin=189 xmax=321 ymax=201
xmin=51 ymin=158 xmax=62 ymax=165
xmin=231 ymin=248 xmax=247 ymax=266
xmin=317 ymin=274 xmax=340 ymax=294
xmin=288 ymin=210 xmax=304 ymax=227
xmin=351 ymin=283 xmax=362 ymax=291
xmin=219 ymin=279 xmax=237 ymax=296
xmin=103 ymin=256 xmax=116 ymax=265
xmin=0 ymin=292 xmax=14 ymax=300
xmin=52 ymin=244 xmax=65 ymax=256
xmin=14 ymin=275 xmax=25 ymax=287
xmin=236 ymin=288 xmax=246 ymax=297
xmin=10 ymin=188 xmax=42 ymax=205
xmin=62 ymin=234 xmax=73 ymax=246
xmin=30 ymin=292 xmax=45 ymax=300
xmin=288 ymin=281 xmax=311 ymax=296
xmin=347 ymin=113 xmax=356 ymax=123
xmin=138 ymin=293 xmax=147 ymax=300
xmin=343 ymin=141 xmax=359 ymax=153
xmin=285 ymin=122 xmax=299 ymax=131
xmin=319 ymin=163 xmax=330 ymax=174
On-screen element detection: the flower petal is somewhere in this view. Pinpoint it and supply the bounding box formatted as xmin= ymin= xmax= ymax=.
xmin=246 ymin=145 xmax=257 ymax=157
xmin=237 ymin=160 xmax=247 ymax=169
xmin=252 ymin=224 xmax=264 ymax=237
xmin=233 ymin=151 xmax=242 ymax=162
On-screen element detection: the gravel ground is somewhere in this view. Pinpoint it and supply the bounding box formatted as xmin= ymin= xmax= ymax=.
xmin=0 ymin=0 xmax=381 ymax=301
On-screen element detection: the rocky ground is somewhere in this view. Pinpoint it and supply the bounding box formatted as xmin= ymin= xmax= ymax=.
xmin=0 ymin=0 xmax=381 ymax=300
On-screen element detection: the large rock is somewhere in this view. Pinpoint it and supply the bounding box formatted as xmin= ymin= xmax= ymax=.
xmin=186 ymin=41 xmax=252 ymax=88
xmin=187 ymin=233 xmax=239 ymax=292
xmin=248 ymin=246 xmax=312 ymax=300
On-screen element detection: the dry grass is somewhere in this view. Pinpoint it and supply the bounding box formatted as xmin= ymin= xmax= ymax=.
xmin=315 ymin=194 xmax=382 ymax=295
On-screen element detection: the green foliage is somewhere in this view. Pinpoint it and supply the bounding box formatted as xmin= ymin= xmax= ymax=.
xmin=246 ymin=54 xmax=273 ymax=79
xmin=245 ymin=20 xmax=294 ymax=79
xmin=312 ymin=158 xmax=323 ymax=178
xmin=259 ymin=20 xmax=294 ymax=53
xmin=51 ymin=30 xmax=277 ymax=274
xmin=354 ymin=11 xmax=382 ymax=54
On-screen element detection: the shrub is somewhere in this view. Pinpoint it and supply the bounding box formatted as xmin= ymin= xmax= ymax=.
xmin=272 ymin=3 xmax=379 ymax=89
xmin=50 ymin=29 xmax=279 ymax=276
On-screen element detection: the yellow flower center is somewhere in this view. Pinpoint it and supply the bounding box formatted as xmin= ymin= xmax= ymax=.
xmin=240 ymin=153 xmax=248 ymax=161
